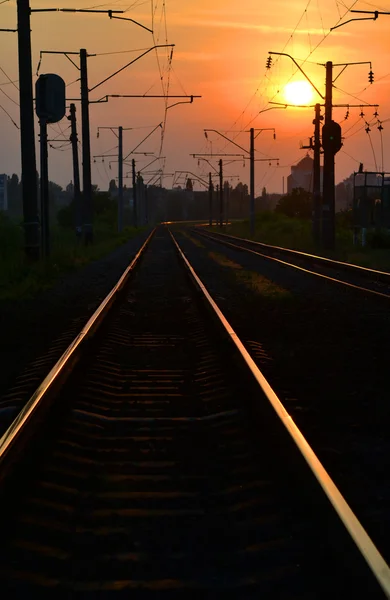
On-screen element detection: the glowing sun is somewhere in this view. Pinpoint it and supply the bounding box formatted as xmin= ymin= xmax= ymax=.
xmin=284 ymin=80 xmax=314 ymax=105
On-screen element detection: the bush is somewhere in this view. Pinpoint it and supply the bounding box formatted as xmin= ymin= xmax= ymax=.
xmin=275 ymin=188 xmax=312 ymax=219
xmin=366 ymin=229 xmax=390 ymax=249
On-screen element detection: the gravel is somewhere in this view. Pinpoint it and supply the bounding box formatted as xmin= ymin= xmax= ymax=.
xmin=174 ymin=227 xmax=390 ymax=563
xmin=0 ymin=229 xmax=152 ymax=426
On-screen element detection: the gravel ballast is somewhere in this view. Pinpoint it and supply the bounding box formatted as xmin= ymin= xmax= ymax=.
xmin=0 ymin=229 xmax=152 ymax=425
xmin=174 ymin=227 xmax=390 ymax=564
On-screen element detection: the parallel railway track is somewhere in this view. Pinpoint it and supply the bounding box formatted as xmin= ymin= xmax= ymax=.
xmin=192 ymin=228 xmax=390 ymax=298
xmin=0 ymin=226 xmax=388 ymax=597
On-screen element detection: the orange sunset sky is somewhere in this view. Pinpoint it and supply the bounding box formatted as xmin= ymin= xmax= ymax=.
xmin=0 ymin=0 xmax=389 ymax=195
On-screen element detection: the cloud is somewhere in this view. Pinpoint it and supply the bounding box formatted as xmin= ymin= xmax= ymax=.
xmin=166 ymin=15 xmax=351 ymax=36
xmin=173 ymin=51 xmax=222 ymax=62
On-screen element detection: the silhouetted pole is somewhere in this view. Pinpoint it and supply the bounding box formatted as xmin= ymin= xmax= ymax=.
xmin=118 ymin=126 xmax=123 ymax=232
xmin=313 ymin=103 xmax=322 ymax=245
xmin=132 ymin=159 xmax=137 ymax=227
xmin=80 ymin=48 xmax=93 ymax=244
xmin=219 ymin=159 xmax=223 ymax=227
xmin=68 ymin=103 xmax=82 ymax=238
xmin=322 ymin=61 xmax=335 ymax=249
xmin=17 ymin=0 xmax=40 ymax=260
xmin=250 ymin=127 xmax=255 ymax=237
xmin=145 ymin=185 xmax=149 ymax=224
xmin=208 ymin=172 xmax=213 ymax=226
xmin=39 ymin=118 xmax=49 ymax=257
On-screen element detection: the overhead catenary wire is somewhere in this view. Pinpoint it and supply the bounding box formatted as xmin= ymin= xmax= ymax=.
xmin=0 ymin=65 xmax=19 ymax=91
xmin=0 ymin=101 xmax=19 ymax=128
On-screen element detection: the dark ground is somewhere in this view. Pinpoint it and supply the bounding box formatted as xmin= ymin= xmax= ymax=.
xmin=174 ymin=226 xmax=390 ymax=564
xmin=0 ymin=229 xmax=152 ymax=431
xmin=0 ymin=223 xmax=388 ymax=568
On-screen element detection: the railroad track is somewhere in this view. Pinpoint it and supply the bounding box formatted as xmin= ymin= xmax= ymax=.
xmin=192 ymin=227 xmax=390 ymax=298
xmin=0 ymin=226 xmax=388 ymax=598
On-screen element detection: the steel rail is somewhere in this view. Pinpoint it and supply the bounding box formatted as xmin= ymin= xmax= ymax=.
xmin=193 ymin=229 xmax=390 ymax=300
xmin=196 ymin=228 xmax=390 ymax=282
xmin=169 ymin=227 xmax=390 ymax=598
xmin=0 ymin=229 xmax=156 ymax=470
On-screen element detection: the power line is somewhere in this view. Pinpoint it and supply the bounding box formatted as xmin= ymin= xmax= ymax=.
xmin=0 ymin=102 xmax=19 ymax=128
xmin=0 ymin=65 xmax=19 ymax=90
xmin=0 ymin=86 xmax=19 ymax=105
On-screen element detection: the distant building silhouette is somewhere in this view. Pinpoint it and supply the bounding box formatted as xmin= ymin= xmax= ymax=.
xmin=287 ymin=154 xmax=323 ymax=194
xmin=0 ymin=174 xmax=8 ymax=211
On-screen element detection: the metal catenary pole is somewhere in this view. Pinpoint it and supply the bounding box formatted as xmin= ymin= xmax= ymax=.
xmin=132 ymin=158 xmax=137 ymax=227
xmin=17 ymin=0 xmax=40 ymax=260
xmin=313 ymin=103 xmax=322 ymax=245
xmin=118 ymin=126 xmax=123 ymax=233
xmin=208 ymin=172 xmax=213 ymax=226
xmin=39 ymin=118 xmax=49 ymax=257
xmin=80 ymin=48 xmax=93 ymax=244
xmin=322 ymin=61 xmax=335 ymax=250
xmin=219 ymin=159 xmax=223 ymax=227
xmin=250 ymin=127 xmax=255 ymax=237
xmin=68 ymin=104 xmax=82 ymax=238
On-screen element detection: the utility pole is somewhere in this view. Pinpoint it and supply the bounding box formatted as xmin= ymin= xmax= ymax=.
xmin=313 ymin=103 xmax=322 ymax=245
xmin=322 ymin=61 xmax=334 ymax=250
xmin=250 ymin=127 xmax=255 ymax=236
xmin=132 ymin=158 xmax=137 ymax=227
xmin=145 ymin=185 xmax=149 ymax=224
xmin=68 ymin=104 xmax=82 ymax=238
xmin=118 ymin=126 xmax=123 ymax=232
xmin=17 ymin=0 xmax=40 ymax=260
xmin=39 ymin=118 xmax=49 ymax=257
xmin=203 ymin=128 xmax=277 ymax=236
xmin=208 ymin=172 xmax=213 ymax=226
xmin=80 ymin=48 xmax=93 ymax=244
xmin=219 ymin=159 xmax=223 ymax=228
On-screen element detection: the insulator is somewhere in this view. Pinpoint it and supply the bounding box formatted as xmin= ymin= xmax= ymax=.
xmin=365 ymin=126 xmax=371 ymax=134
xmin=360 ymin=110 xmax=365 ymax=118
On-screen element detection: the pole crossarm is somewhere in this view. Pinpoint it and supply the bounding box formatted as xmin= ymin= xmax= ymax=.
xmin=167 ymin=96 xmax=196 ymax=109
xmin=330 ymin=16 xmax=378 ymax=30
xmin=0 ymin=28 xmax=17 ymax=32
xmin=93 ymin=154 xmax=117 ymax=160
xmin=330 ymin=61 xmax=372 ymax=83
xmin=36 ymin=50 xmax=97 ymax=77
xmin=31 ymin=8 xmax=153 ymax=34
xmin=97 ymin=125 xmax=138 ymax=138
xmin=89 ymin=44 xmax=175 ymax=92
xmin=31 ymin=8 xmax=124 ymax=13
xmin=192 ymin=153 xmax=247 ymax=157
xmin=174 ymin=171 xmax=209 ymax=189
xmin=268 ymin=51 xmax=325 ymax=99
xmin=123 ymin=122 xmax=162 ymax=161
xmin=193 ymin=156 xmax=219 ymax=174
xmin=270 ymin=101 xmax=379 ymax=109
xmin=93 ymin=93 xmax=200 ymax=103
xmin=204 ymin=129 xmax=248 ymax=154
xmin=108 ymin=15 xmax=153 ymax=33
xmin=331 ymin=10 xmax=383 ymax=30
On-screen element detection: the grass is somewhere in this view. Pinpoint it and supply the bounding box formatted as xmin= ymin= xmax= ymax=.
xmin=208 ymin=251 xmax=292 ymax=300
xmin=223 ymin=211 xmax=390 ymax=272
xmin=0 ymin=214 xmax=145 ymax=301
